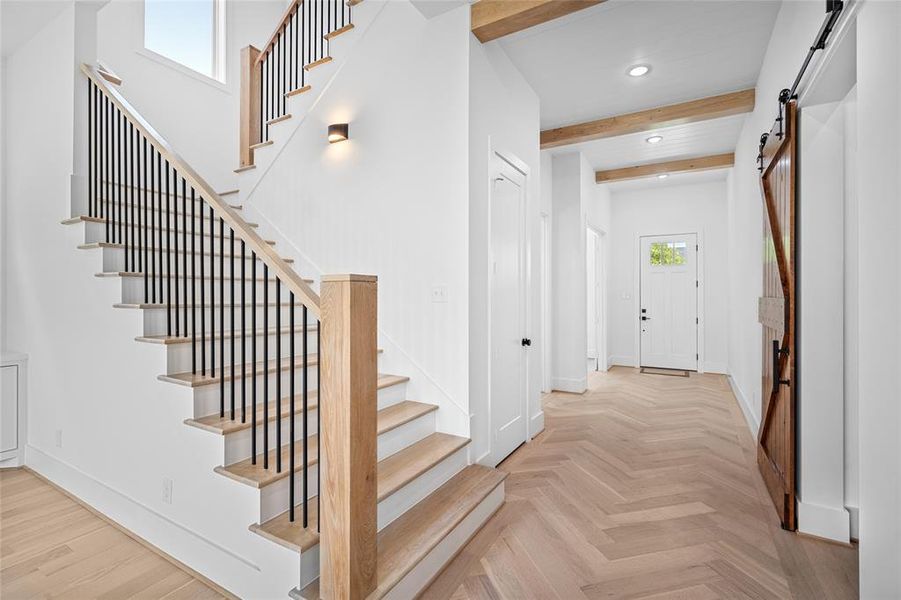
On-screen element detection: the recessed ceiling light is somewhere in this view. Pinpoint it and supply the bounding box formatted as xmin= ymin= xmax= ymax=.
xmin=628 ymin=64 xmax=650 ymax=77
xmin=646 ymin=135 xmax=663 ymax=144
xmin=657 ymin=174 xmax=669 ymax=179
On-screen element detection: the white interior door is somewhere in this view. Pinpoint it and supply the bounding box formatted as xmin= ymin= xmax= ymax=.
xmin=586 ymin=229 xmax=599 ymax=369
xmin=640 ymin=234 xmax=698 ymax=370
xmin=490 ymin=156 xmax=527 ymax=465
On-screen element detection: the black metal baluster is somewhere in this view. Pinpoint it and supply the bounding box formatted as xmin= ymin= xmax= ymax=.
xmin=118 ymin=110 xmax=123 ymax=245
xmin=192 ymin=189 xmax=197 ymax=374
xmin=230 ymin=228 xmax=235 ymax=421
xmin=316 ymin=318 xmax=320 ymax=532
xmin=166 ymin=161 xmax=172 ymax=337
xmin=210 ymin=204 xmax=215 ymax=377
xmin=264 ymin=263 xmax=269 ymax=469
xmin=276 ymin=277 xmax=282 ymax=473
xmin=174 ymin=170 xmax=180 ymax=337
xmin=157 ymin=152 xmax=163 ymax=304
xmin=252 ymin=251 xmax=258 ymax=463
xmin=291 ymin=293 xmax=296 ymax=523
xmin=130 ymin=123 xmax=136 ymax=273
xmin=241 ymin=240 xmax=246 ymax=423
xmin=220 ymin=217 xmax=225 ymax=417
xmin=302 ymin=304 xmax=308 ymax=526
xmin=200 ymin=196 xmax=206 ymax=375
xmin=104 ymin=98 xmax=110 ymax=241
xmin=140 ymin=138 xmax=147 ymax=302
xmin=88 ymin=83 xmax=92 ymax=218
xmin=183 ymin=179 xmax=188 ymax=336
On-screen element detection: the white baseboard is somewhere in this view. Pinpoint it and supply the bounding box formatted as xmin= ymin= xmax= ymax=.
xmin=529 ymin=411 xmax=545 ymax=438
xmin=727 ymin=374 xmax=759 ymax=436
xmin=702 ymin=361 xmax=729 ymax=374
xmin=551 ymin=376 xmax=586 ymax=394
xmin=847 ymin=504 xmax=859 ymax=540
xmin=608 ymin=355 xmax=637 ymax=368
xmin=24 ymin=445 xmax=277 ymax=597
xmin=798 ymin=498 xmax=851 ymax=543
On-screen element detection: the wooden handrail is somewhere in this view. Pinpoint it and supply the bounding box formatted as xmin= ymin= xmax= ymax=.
xmin=256 ymin=0 xmax=300 ymax=66
xmin=81 ymin=63 xmax=321 ymax=316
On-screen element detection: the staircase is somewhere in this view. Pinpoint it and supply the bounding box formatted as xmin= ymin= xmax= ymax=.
xmin=62 ymin=2 xmax=506 ymax=598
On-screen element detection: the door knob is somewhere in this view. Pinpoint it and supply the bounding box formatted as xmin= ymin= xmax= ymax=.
xmin=641 ymin=316 xmax=651 ymax=321
xmin=521 ymin=338 xmax=532 ymax=347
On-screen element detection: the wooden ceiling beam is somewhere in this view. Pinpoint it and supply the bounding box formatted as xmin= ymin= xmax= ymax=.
xmin=471 ymin=0 xmax=604 ymax=43
xmin=541 ymin=89 xmax=755 ymax=149
xmin=595 ymin=153 xmax=735 ymax=183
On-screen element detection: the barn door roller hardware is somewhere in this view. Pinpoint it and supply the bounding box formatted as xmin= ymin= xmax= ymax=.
xmin=757 ymin=0 xmax=844 ymax=168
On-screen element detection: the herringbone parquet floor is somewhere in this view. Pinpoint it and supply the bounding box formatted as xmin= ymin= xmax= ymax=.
xmin=423 ymin=367 xmax=858 ymax=600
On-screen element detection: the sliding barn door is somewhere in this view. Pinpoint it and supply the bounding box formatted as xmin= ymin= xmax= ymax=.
xmin=757 ymin=100 xmax=797 ymax=530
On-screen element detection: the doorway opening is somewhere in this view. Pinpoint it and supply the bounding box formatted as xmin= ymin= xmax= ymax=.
xmin=639 ymin=233 xmax=699 ymax=371
xmin=586 ymin=227 xmax=606 ymax=373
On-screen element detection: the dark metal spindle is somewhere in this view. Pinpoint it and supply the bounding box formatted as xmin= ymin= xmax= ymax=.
xmin=210 ymin=204 xmax=215 ymax=377
xmin=241 ymin=240 xmax=246 ymax=423
xmin=264 ymin=263 xmax=269 ymax=470
xmin=200 ymin=195 xmax=206 ymax=375
xmin=157 ymin=152 xmax=163 ymax=304
xmin=290 ymin=293 xmax=296 ymax=523
xmin=183 ymin=179 xmax=188 ymax=336
xmin=252 ymin=251 xmax=258 ymax=464
xmin=302 ymin=304 xmax=308 ymax=526
xmin=174 ymin=170 xmax=180 ymax=337
xmin=192 ymin=189 xmax=197 ymax=374
xmin=166 ymin=161 xmax=172 ymax=337
xmin=230 ymin=228 xmax=235 ymax=420
xmin=220 ymin=217 xmax=225 ymax=417
xmin=130 ymin=123 xmax=136 ymax=273
xmin=276 ymin=278 xmax=282 ymax=473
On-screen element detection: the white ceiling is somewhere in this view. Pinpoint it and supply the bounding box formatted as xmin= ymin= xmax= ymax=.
xmin=603 ymin=166 xmax=729 ymax=194
xmin=499 ymin=0 xmax=781 ymax=176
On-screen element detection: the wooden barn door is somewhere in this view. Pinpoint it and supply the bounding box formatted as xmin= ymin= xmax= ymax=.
xmin=757 ymin=100 xmax=797 ymax=530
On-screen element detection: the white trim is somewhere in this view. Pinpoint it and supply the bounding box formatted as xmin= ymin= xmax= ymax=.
xmin=608 ymin=355 xmax=637 ymax=368
xmin=551 ymin=376 xmax=587 ymax=394
xmin=25 ymin=444 xmax=261 ymax=571
xmin=586 ymin=226 xmax=608 ymax=374
xmin=727 ymin=374 xmax=760 ymax=436
xmin=702 ymin=361 xmax=728 ymax=374
xmin=797 ymin=0 xmax=862 ymax=107
xmin=847 ymin=504 xmax=859 ymax=539
xmin=798 ymin=498 xmax=851 ymax=543
xmin=540 ymin=212 xmax=552 ymax=393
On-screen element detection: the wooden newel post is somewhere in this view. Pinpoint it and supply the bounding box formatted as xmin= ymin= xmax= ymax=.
xmin=320 ymin=274 xmax=378 ymax=600
xmin=239 ymin=45 xmax=261 ymax=168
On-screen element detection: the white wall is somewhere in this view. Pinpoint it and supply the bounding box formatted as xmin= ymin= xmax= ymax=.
xmin=608 ymin=179 xmax=729 ymax=373
xmin=468 ymin=36 xmax=543 ymax=463
xmin=856 ymin=1 xmax=901 ymax=596
xmin=96 ymin=0 xmax=284 ymax=192
xmin=245 ymin=1 xmax=472 ymax=436
xmin=727 ymin=0 xmax=830 ymax=432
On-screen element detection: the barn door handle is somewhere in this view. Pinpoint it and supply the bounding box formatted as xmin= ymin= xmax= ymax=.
xmin=772 ymin=339 xmax=791 ymax=394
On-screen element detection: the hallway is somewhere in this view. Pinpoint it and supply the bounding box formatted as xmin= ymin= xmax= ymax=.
xmin=423 ymin=368 xmax=858 ymax=599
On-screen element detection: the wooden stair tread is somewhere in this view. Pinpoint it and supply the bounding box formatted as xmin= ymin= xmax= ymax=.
xmin=97 ymin=197 xmax=243 ymax=213
xmin=304 ymin=56 xmax=332 ymax=71
xmin=185 ymin=379 xmax=419 ymax=436
xmin=136 ymin=324 xmax=317 ymax=346
xmin=114 ymin=300 xmax=304 ymax=310
xmin=234 ymin=164 xmax=257 ymax=173
xmin=250 ymin=497 xmax=321 ymax=553
xmin=218 ymin=189 xmax=240 ymax=197
xmin=323 ymin=23 xmax=354 ymax=40
xmin=61 ymin=215 xmax=260 ymax=234
xmin=216 ymin=394 xmax=423 ymax=489
xmin=158 ymin=351 xmax=382 ymax=388
xmin=285 ymin=85 xmax=311 ymax=98
xmin=266 ymin=114 xmax=292 ymax=126
xmin=78 ymin=242 xmax=288 ymax=261
xmin=250 ymin=140 xmax=274 ymax=150
xmin=377 ymin=433 xmax=469 ymax=502
xmin=295 ymin=465 xmax=505 ymax=599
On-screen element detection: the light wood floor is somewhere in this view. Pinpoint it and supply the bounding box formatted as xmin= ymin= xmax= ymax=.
xmin=0 ymin=468 xmax=228 ymax=599
xmin=423 ymin=367 xmax=859 ymax=600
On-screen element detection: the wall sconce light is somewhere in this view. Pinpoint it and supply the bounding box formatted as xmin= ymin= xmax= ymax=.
xmin=328 ymin=123 xmax=349 ymax=144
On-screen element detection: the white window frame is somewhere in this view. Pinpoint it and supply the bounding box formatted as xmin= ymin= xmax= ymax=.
xmin=141 ymin=0 xmax=227 ymax=88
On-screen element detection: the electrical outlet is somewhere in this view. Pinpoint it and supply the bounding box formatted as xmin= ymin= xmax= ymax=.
xmin=431 ymin=285 xmax=448 ymax=303
xmin=162 ymin=478 xmax=173 ymax=504
xmin=55 ymin=430 xmax=63 ymax=448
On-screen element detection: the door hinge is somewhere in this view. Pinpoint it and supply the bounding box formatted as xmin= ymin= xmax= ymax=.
xmin=696 ymin=317 xmax=699 ymax=324
xmin=696 ymin=244 xmax=699 ymax=251
xmin=696 ymin=280 xmax=699 ymax=288
xmin=696 ymin=353 xmax=699 ymax=360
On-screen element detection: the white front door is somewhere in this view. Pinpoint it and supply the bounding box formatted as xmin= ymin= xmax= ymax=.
xmin=639 ymin=234 xmax=698 ymax=370
xmin=490 ymin=156 xmax=527 ymax=465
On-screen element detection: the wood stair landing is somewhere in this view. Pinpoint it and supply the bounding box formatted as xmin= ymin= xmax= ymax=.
xmin=247 ymin=430 xmax=468 ymax=554
xmin=293 ymin=465 xmax=506 ymax=600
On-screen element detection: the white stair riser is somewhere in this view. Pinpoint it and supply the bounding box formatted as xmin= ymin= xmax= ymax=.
xmin=95 ymin=246 xmax=280 ymax=274
xmin=140 ymin=304 xmax=301 ymax=337
xmin=119 ymin=275 xmax=299 ymax=306
xmin=377 ymin=411 xmax=436 ymax=462
xmin=224 ymin=409 xmax=319 ymax=466
xmin=82 ymin=219 xmax=254 ymax=246
xmin=163 ymin=329 xmax=318 ymax=375
xmin=293 ymin=446 xmax=471 ymax=591
xmin=191 ymin=373 xmax=405 ymax=421
xmin=261 ymin=464 xmax=320 ymax=524
xmin=190 ymin=369 xmax=320 ymax=417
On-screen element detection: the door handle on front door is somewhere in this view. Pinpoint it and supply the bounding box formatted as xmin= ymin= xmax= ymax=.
xmin=522 ymin=338 xmax=531 ymax=347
